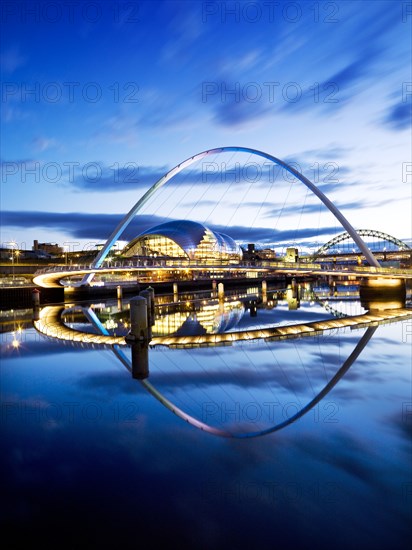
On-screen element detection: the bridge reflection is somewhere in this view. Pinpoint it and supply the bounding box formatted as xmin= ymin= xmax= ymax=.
xmin=27 ymin=287 xmax=412 ymax=437
xmin=72 ymin=301 xmax=384 ymax=437
xmin=33 ymin=299 xmax=410 ymax=348
xmin=113 ymin=326 xmax=378 ymax=438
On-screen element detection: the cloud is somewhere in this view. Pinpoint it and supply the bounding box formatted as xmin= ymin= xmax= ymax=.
xmin=381 ymin=102 xmax=412 ymax=131
xmin=210 ymin=222 xmax=339 ymax=245
xmin=211 ymin=88 xmax=272 ymax=128
xmin=327 ymin=56 xmax=373 ymax=90
xmin=32 ymin=137 xmax=58 ymax=153
xmin=1 ymin=211 xmax=170 ymax=242
xmin=71 ymin=163 xmax=170 ymax=192
xmin=294 ymin=145 xmax=353 ymax=162
xmin=1 ymin=210 xmax=339 ymax=245
xmin=263 ymin=196 xmax=389 ymax=220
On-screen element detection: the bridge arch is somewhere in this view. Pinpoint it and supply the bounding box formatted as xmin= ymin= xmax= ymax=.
xmin=313 ymin=229 xmax=411 ymax=259
xmin=88 ymin=147 xmax=380 ymax=281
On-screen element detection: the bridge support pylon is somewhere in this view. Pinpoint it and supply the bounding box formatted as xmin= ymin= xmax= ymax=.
xmin=359 ymin=278 xmax=406 ymax=311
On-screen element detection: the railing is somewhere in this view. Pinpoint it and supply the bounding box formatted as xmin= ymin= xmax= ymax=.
xmin=33 ymin=259 xmax=412 ymax=277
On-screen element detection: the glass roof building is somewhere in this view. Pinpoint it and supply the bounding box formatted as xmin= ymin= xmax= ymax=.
xmin=123 ymin=220 xmax=242 ymax=262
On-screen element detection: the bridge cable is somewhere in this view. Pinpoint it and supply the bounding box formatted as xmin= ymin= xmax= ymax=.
xmin=185 ymin=152 xmax=233 ymax=222
xmin=202 ymin=151 xmax=240 ymax=226
xmin=223 ymin=153 xmax=255 ymax=232
xmin=248 ymin=164 xmax=277 ymax=233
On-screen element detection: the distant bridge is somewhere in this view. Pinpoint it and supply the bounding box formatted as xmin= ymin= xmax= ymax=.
xmin=312 ymin=229 xmax=411 ymax=259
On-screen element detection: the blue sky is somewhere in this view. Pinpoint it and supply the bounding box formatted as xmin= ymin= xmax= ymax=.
xmin=1 ymin=0 xmax=411 ymax=253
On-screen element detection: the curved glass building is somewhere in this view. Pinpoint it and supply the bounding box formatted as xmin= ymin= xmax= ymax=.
xmin=123 ymin=220 xmax=242 ymax=262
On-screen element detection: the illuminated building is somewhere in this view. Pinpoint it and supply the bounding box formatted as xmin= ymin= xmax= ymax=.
xmin=123 ymin=220 xmax=242 ymax=263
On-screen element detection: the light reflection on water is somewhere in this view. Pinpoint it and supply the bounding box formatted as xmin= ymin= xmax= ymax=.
xmin=57 ymin=283 xmax=367 ymax=339
xmin=1 ymin=283 xmax=411 ymax=549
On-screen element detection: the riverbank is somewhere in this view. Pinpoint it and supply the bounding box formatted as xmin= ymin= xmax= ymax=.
xmin=0 ymin=275 xmax=293 ymax=308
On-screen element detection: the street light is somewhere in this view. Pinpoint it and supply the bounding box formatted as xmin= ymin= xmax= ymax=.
xmin=9 ymin=241 xmax=17 ymax=282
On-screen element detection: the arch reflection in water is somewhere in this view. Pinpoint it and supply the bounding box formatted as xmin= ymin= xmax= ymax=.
xmin=31 ymin=287 xmax=411 ymax=437
xmin=71 ymin=305 xmax=381 ymax=438
xmin=113 ymin=326 xmax=377 ymax=438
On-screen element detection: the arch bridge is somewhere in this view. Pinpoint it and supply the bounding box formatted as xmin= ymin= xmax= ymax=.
xmin=312 ymin=229 xmax=411 ymax=260
xmin=31 ymin=147 xmax=412 ymax=287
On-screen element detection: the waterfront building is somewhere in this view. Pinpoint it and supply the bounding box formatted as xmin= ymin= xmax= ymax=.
xmin=123 ymin=220 xmax=242 ymax=263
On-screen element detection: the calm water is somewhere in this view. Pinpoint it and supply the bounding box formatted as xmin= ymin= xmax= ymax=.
xmin=1 ymin=283 xmax=411 ymax=549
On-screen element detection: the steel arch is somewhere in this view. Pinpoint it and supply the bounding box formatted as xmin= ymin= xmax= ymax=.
xmin=313 ymin=228 xmax=411 ymax=258
xmin=85 ymin=147 xmax=379 ymax=283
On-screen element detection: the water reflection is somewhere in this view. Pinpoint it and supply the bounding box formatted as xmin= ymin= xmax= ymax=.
xmin=2 ymin=282 xmax=411 ymax=438
xmin=111 ymin=326 xmax=377 ymax=438
xmin=1 ymin=282 xmax=410 ymax=549
xmin=27 ymin=285 xmax=409 ymax=437
xmin=57 ymin=282 xmax=369 ymax=339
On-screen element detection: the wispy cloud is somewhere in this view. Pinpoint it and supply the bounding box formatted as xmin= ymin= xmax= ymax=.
xmin=381 ymin=102 xmax=412 ymax=131
xmin=71 ymin=163 xmax=169 ymax=192
xmin=31 ymin=137 xmax=58 ymax=153
xmin=1 ymin=210 xmax=338 ymax=245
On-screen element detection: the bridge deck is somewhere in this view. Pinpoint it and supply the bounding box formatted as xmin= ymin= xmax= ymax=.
xmin=32 ymin=261 xmax=412 ymax=288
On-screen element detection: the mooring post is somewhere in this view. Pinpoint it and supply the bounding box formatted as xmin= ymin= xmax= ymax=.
xmin=262 ymin=279 xmax=267 ymax=304
xmin=125 ymin=296 xmax=149 ymax=379
xmin=250 ymin=299 xmax=257 ymax=317
xmin=147 ymin=286 xmax=155 ymax=322
xmin=291 ymin=277 xmax=297 ymax=298
xmin=32 ymin=288 xmax=40 ymax=321
xmin=117 ymin=285 xmax=123 ymax=310
xmin=139 ymin=289 xmax=153 ymax=340
xmin=218 ymin=282 xmax=224 ymax=301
